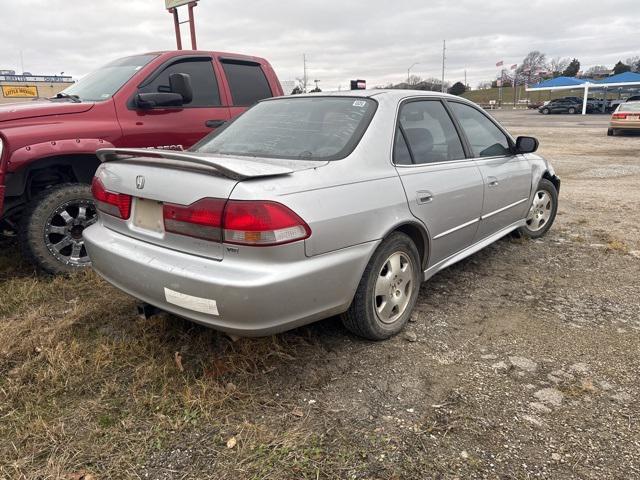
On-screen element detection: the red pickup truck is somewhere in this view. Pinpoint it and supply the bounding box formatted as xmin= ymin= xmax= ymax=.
xmin=0 ymin=50 xmax=282 ymax=273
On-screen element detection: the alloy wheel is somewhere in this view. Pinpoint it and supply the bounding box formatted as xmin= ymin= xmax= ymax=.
xmin=44 ymin=199 xmax=97 ymax=267
xmin=526 ymin=190 xmax=553 ymax=232
xmin=374 ymin=251 xmax=414 ymax=324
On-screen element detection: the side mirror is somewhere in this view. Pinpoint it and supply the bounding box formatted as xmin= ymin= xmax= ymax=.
xmin=515 ymin=136 xmax=539 ymax=154
xmin=135 ymin=92 xmax=184 ymax=109
xmin=169 ymin=73 xmax=193 ymax=104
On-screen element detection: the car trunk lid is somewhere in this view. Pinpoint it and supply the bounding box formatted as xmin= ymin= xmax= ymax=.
xmin=94 ymin=148 xmax=324 ymax=260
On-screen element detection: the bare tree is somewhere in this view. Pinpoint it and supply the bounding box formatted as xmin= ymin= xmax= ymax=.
xmin=516 ymin=51 xmax=547 ymax=75
xmin=625 ymin=56 xmax=640 ymax=72
xmin=407 ymin=74 xmax=423 ymax=86
xmin=549 ymin=57 xmax=570 ymax=76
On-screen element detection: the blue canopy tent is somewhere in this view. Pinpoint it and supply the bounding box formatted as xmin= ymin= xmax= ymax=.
xmin=526 ymin=72 xmax=640 ymax=114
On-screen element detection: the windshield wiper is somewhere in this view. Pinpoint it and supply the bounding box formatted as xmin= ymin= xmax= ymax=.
xmin=54 ymin=92 xmax=81 ymax=103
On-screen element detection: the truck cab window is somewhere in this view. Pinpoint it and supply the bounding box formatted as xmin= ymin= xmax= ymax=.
xmin=139 ymin=59 xmax=221 ymax=107
xmin=221 ymin=60 xmax=272 ymax=106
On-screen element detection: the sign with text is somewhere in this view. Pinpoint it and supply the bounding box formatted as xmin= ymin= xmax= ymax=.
xmin=165 ymin=0 xmax=192 ymax=8
xmin=2 ymin=85 xmax=38 ymax=98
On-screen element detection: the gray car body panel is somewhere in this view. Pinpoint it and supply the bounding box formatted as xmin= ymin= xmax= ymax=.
xmin=84 ymin=90 xmax=557 ymax=335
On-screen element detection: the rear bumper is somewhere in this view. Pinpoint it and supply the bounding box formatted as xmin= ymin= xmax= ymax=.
xmin=610 ymin=120 xmax=640 ymax=130
xmin=83 ymin=224 xmax=377 ymax=336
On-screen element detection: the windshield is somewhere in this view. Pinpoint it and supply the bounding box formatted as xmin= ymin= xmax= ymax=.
xmin=194 ymin=96 xmax=378 ymax=160
xmin=59 ymin=54 xmax=157 ymax=102
xmin=620 ymin=102 xmax=640 ymax=112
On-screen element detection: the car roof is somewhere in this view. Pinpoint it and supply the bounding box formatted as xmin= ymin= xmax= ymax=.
xmin=291 ymin=89 xmax=472 ymax=103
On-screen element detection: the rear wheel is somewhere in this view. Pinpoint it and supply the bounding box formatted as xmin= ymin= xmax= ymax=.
xmin=341 ymin=232 xmax=421 ymax=340
xmin=541 ymin=108 xmax=550 ymax=115
xmin=568 ymin=107 xmax=576 ymax=114
xmin=517 ymin=179 xmax=558 ymax=239
xmin=607 ymin=128 xmax=614 ymax=136
xmin=19 ymin=183 xmax=97 ymax=274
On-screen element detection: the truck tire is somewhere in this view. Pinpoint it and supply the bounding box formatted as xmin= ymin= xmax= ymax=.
xmin=19 ymin=183 xmax=97 ymax=274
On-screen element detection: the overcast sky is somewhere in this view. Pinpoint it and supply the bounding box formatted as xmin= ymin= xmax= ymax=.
xmin=2 ymin=0 xmax=640 ymax=91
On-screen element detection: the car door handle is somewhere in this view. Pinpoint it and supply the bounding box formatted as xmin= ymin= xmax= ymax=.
xmin=487 ymin=176 xmax=499 ymax=187
xmin=205 ymin=119 xmax=226 ymax=128
xmin=416 ymin=191 xmax=433 ymax=204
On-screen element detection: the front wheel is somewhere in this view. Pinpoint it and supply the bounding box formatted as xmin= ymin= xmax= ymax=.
xmin=341 ymin=232 xmax=421 ymax=340
xmin=517 ymin=178 xmax=558 ymax=239
xmin=541 ymin=108 xmax=550 ymax=115
xmin=568 ymin=107 xmax=576 ymax=114
xmin=19 ymin=183 xmax=97 ymax=274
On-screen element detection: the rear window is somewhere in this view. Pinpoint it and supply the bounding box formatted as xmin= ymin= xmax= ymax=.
xmin=194 ymin=96 xmax=377 ymax=161
xmin=620 ymin=102 xmax=640 ymax=112
xmin=221 ymin=60 xmax=272 ymax=106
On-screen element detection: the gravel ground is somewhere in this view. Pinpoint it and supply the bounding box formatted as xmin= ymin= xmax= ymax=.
xmin=1 ymin=109 xmax=639 ymax=479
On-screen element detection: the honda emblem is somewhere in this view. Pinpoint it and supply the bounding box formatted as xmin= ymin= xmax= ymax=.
xmin=136 ymin=175 xmax=145 ymax=189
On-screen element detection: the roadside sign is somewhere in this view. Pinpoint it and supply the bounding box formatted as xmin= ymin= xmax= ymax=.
xmin=2 ymin=85 xmax=38 ymax=98
xmin=350 ymin=79 xmax=366 ymax=90
xmin=165 ymin=0 xmax=192 ymax=9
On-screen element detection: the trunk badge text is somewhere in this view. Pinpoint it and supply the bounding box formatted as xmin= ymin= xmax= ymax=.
xmin=136 ymin=175 xmax=145 ymax=190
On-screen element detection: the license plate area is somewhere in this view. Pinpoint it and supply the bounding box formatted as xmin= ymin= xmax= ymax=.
xmin=132 ymin=198 xmax=164 ymax=233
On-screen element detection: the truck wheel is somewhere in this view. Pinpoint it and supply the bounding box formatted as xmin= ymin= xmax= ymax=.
xmin=341 ymin=232 xmax=421 ymax=340
xmin=19 ymin=183 xmax=97 ymax=274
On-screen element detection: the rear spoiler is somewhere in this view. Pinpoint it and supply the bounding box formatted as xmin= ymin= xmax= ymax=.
xmin=96 ymin=148 xmax=301 ymax=180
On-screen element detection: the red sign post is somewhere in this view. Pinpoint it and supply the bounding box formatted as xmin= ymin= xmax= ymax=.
xmin=166 ymin=0 xmax=199 ymax=50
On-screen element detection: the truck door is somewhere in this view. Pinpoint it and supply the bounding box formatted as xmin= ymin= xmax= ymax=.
xmin=218 ymin=58 xmax=276 ymax=120
xmin=114 ymin=56 xmax=230 ymax=150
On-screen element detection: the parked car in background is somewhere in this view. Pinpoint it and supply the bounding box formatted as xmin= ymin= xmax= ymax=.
xmin=608 ymin=101 xmax=640 ymax=136
xmin=84 ymin=90 xmax=560 ymax=340
xmin=0 ymin=50 xmax=282 ymax=273
xmin=538 ymin=98 xmax=582 ymax=114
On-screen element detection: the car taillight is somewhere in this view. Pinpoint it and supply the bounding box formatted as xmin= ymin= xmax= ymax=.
xmin=91 ymin=177 xmax=132 ymax=219
xmin=163 ymin=198 xmax=225 ymax=241
xmin=223 ymin=200 xmax=311 ymax=246
xmin=612 ymin=113 xmax=628 ymax=120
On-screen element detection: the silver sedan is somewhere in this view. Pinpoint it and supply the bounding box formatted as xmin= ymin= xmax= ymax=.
xmin=84 ymin=90 xmax=559 ymax=340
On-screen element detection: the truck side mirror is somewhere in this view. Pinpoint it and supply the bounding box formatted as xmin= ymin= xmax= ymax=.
xmin=169 ymin=73 xmax=193 ymax=104
xmin=135 ymin=92 xmax=184 ymax=109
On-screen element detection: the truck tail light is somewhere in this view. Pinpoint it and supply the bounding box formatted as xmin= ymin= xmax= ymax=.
xmin=161 ymin=198 xmax=311 ymax=246
xmin=223 ymin=200 xmax=311 ymax=246
xmin=163 ymin=198 xmax=225 ymax=241
xmin=91 ymin=177 xmax=132 ymax=219
xmin=612 ymin=113 xmax=628 ymax=120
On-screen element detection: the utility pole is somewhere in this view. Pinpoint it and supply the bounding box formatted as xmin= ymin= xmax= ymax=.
xmin=441 ymin=40 xmax=446 ymax=93
xmin=464 ymin=69 xmax=467 ymax=89
xmin=407 ymin=62 xmax=420 ymax=86
xmin=303 ymin=53 xmax=308 ymax=93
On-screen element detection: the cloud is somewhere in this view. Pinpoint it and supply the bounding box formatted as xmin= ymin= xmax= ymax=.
xmin=2 ymin=0 xmax=639 ymax=90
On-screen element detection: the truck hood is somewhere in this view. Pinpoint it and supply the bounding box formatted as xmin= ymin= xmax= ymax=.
xmin=0 ymin=100 xmax=94 ymax=123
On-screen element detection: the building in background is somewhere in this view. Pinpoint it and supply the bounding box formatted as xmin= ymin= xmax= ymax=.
xmin=0 ymin=71 xmax=74 ymax=104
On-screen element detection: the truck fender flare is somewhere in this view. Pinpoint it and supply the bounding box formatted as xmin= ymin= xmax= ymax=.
xmin=8 ymin=138 xmax=115 ymax=170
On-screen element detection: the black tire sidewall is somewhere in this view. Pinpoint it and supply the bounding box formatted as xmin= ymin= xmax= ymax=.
xmin=19 ymin=183 xmax=94 ymax=274
xmin=343 ymin=232 xmax=421 ymax=340
xmin=519 ymin=178 xmax=558 ymax=239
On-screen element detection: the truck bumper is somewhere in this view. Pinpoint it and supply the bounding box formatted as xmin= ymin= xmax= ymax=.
xmin=83 ymin=224 xmax=377 ymax=336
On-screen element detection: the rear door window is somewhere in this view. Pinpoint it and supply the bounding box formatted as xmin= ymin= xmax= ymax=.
xmin=396 ymin=100 xmax=466 ymax=164
xmin=138 ymin=58 xmax=221 ymax=107
xmin=221 ymin=60 xmax=273 ymax=106
xmin=449 ymin=102 xmax=511 ymax=157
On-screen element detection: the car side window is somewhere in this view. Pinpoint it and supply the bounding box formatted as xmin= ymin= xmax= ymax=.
xmin=393 ymin=127 xmax=412 ymax=165
xmin=138 ymin=58 xmax=221 ymax=107
xmin=449 ymin=102 xmax=511 ymax=157
xmin=396 ymin=100 xmax=466 ymax=164
xmin=221 ymin=60 xmax=273 ymax=106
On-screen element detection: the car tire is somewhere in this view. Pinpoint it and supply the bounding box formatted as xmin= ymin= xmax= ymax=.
xmin=607 ymin=128 xmax=614 ymax=136
xmin=341 ymin=232 xmax=421 ymax=340
xmin=568 ymin=107 xmax=576 ymax=114
xmin=612 ymin=129 xmax=621 ymax=136
xmin=517 ymin=178 xmax=558 ymax=239
xmin=19 ymin=183 xmax=97 ymax=275
xmin=541 ymin=108 xmax=550 ymax=115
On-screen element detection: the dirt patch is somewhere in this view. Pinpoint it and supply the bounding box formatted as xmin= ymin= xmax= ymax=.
xmin=1 ymin=110 xmax=639 ymax=479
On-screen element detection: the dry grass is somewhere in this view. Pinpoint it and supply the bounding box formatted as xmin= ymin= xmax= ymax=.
xmin=0 ymin=238 xmax=369 ymax=479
